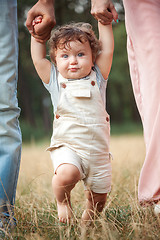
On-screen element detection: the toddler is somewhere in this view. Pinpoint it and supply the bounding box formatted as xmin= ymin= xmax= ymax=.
xmin=31 ymin=17 xmax=114 ymax=224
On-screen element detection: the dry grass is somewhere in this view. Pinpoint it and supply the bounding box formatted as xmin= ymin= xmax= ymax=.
xmin=4 ymin=135 xmax=160 ymax=239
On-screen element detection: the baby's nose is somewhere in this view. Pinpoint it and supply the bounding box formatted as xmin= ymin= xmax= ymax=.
xmin=70 ymin=56 xmax=78 ymax=64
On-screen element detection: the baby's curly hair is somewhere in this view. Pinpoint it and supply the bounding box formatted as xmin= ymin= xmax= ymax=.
xmin=48 ymin=22 xmax=101 ymax=64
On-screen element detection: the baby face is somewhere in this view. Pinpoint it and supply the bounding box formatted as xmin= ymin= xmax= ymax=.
xmin=55 ymin=40 xmax=93 ymax=79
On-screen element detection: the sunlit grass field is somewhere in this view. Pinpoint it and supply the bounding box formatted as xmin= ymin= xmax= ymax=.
xmin=5 ymin=135 xmax=160 ymax=239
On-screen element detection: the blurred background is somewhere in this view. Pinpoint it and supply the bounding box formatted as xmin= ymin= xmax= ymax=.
xmin=17 ymin=0 xmax=142 ymax=143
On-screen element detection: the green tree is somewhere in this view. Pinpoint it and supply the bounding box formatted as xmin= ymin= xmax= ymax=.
xmin=108 ymin=22 xmax=140 ymax=123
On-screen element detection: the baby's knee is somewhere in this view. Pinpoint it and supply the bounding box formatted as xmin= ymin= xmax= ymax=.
xmin=54 ymin=164 xmax=81 ymax=186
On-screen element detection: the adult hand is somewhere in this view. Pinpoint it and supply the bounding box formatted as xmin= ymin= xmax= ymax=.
xmin=26 ymin=0 xmax=56 ymax=42
xmin=91 ymin=0 xmax=118 ymax=25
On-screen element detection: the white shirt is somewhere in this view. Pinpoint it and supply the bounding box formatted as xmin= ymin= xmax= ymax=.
xmin=43 ymin=63 xmax=108 ymax=113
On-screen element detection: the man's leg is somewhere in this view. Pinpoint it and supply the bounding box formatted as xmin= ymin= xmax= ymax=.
xmin=0 ymin=0 xmax=22 ymax=217
xmin=123 ymin=0 xmax=160 ymax=203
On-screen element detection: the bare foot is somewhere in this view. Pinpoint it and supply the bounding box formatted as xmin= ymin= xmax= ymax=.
xmin=57 ymin=202 xmax=72 ymax=223
xmin=81 ymin=209 xmax=95 ymax=226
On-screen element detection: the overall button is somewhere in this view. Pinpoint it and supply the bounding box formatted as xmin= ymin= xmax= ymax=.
xmin=61 ymin=83 xmax=66 ymax=88
xmin=106 ymin=116 xmax=109 ymax=122
xmin=91 ymin=81 xmax=95 ymax=86
xmin=56 ymin=114 xmax=60 ymax=119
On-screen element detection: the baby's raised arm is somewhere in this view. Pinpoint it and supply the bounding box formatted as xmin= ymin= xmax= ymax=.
xmin=31 ymin=17 xmax=52 ymax=84
xmin=31 ymin=37 xmax=51 ymax=84
xmin=95 ymin=22 xmax=114 ymax=80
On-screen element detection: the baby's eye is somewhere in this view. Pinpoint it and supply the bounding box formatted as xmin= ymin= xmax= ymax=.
xmin=78 ymin=52 xmax=84 ymax=57
xmin=62 ymin=54 xmax=68 ymax=58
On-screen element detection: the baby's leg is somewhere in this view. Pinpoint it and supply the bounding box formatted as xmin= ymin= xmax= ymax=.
xmin=82 ymin=190 xmax=107 ymax=223
xmin=52 ymin=163 xmax=81 ymax=223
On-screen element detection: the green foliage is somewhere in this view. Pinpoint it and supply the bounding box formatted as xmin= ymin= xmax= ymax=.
xmin=108 ymin=22 xmax=141 ymax=123
xmin=20 ymin=119 xmax=51 ymax=143
xmin=111 ymin=122 xmax=143 ymax=135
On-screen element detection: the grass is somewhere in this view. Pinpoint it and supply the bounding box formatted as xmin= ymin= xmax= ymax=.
xmin=2 ymin=135 xmax=160 ymax=239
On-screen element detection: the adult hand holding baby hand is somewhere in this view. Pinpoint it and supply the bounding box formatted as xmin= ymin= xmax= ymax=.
xmin=26 ymin=0 xmax=56 ymax=42
xmin=91 ymin=0 xmax=118 ymax=24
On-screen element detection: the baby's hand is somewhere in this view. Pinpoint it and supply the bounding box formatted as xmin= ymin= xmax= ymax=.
xmin=32 ymin=16 xmax=42 ymax=26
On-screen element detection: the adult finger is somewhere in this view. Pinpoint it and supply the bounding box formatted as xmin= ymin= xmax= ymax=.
xmin=109 ymin=3 xmax=118 ymax=22
xmin=97 ymin=9 xmax=113 ymax=23
xmin=33 ymin=17 xmax=55 ymax=37
xmin=26 ymin=10 xmax=35 ymax=33
xmin=96 ymin=13 xmax=113 ymax=25
xmin=97 ymin=9 xmax=113 ymax=19
xmin=91 ymin=7 xmax=113 ymax=18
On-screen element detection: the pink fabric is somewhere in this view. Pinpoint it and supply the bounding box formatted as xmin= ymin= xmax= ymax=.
xmin=123 ymin=0 xmax=160 ymax=203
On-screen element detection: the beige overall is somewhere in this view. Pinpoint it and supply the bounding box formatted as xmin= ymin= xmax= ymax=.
xmin=49 ymin=69 xmax=111 ymax=193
